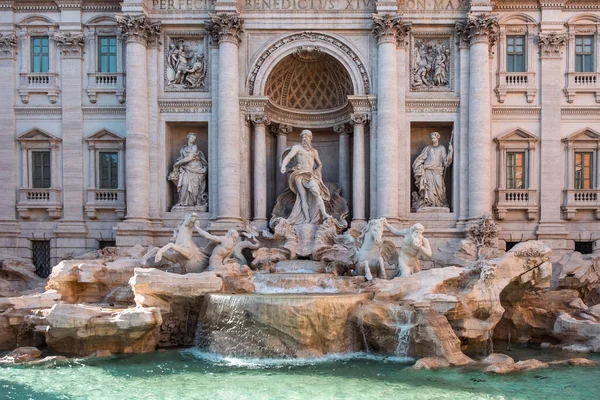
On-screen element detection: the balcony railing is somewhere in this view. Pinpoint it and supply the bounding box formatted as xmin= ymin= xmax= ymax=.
xmin=87 ymin=72 xmax=125 ymax=104
xmin=495 ymin=72 xmax=537 ymax=103
xmin=85 ymin=188 xmax=126 ymax=219
xmin=562 ymin=188 xmax=600 ymax=220
xmin=17 ymin=188 xmax=62 ymax=219
xmin=494 ymin=188 xmax=538 ymax=220
xmin=565 ymin=72 xmax=600 ymax=103
xmin=18 ymin=73 xmax=59 ymax=104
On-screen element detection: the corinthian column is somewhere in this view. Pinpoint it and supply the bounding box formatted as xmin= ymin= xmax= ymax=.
xmin=116 ymin=14 xmax=160 ymax=223
xmin=350 ymin=112 xmax=370 ymax=225
xmin=372 ymin=14 xmax=411 ymax=221
xmin=250 ymin=114 xmax=269 ymax=228
xmin=456 ymin=13 xmax=499 ymax=220
xmin=208 ymin=13 xmax=244 ymax=225
xmin=334 ymin=123 xmax=351 ymax=206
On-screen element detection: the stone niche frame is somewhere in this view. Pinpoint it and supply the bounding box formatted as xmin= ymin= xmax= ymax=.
xmin=163 ymin=31 xmax=209 ymax=93
xmin=410 ymin=30 xmax=455 ymax=93
xmin=409 ymin=121 xmax=454 ymax=213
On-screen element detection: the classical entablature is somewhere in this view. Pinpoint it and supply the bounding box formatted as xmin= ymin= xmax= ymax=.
xmin=247 ymin=31 xmax=371 ymax=127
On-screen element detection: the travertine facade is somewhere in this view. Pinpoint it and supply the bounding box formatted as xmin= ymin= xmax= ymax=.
xmin=1 ymin=0 xmax=600 ymax=267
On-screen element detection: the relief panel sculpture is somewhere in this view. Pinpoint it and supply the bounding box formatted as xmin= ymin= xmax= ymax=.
xmin=165 ymin=35 xmax=207 ymax=91
xmin=411 ymin=36 xmax=452 ymax=91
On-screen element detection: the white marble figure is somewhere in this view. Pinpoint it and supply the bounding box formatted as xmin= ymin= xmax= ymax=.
xmin=169 ymin=132 xmax=208 ymax=210
xmin=193 ymin=224 xmax=240 ymax=271
xmin=412 ymin=131 xmax=453 ymax=210
xmin=280 ymin=129 xmax=331 ymax=224
xmin=385 ymin=221 xmax=432 ymax=277
xmin=154 ymin=213 xmax=209 ymax=273
xmin=355 ymin=218 xmax=397 ymax=281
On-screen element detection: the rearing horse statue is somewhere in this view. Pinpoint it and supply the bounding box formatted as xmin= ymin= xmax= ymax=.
xmin=354 ymin=218 xmax=398 ymax=281
xmin=155 ymin=213 xmax=210 ymax=273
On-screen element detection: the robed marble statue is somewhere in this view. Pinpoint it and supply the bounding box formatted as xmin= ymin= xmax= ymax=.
xmin=169 ymin=132 xmax=208 ymax=211
xmin=412 ymin=131 xmax=453 ymax=211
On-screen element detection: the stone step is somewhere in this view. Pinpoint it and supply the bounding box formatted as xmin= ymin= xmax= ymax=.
xmin=251 ymin=272 xmax=365 ymax=294
xmin=273 ymin=260 xmax=326 ymax=273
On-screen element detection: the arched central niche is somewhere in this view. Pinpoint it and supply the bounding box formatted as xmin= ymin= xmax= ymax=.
xmin=266 ymin=48 xmax=353 ymax=111
xmin=263 ymin=47 xmax=354 ymax=127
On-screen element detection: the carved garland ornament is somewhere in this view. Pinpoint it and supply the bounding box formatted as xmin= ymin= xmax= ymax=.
xmin=455 ymin=13 xmax=500 ymax=47
xmin=206 ymin=13 xmax=244 ymax=45
xmin=54 ymin=31 xmax=85 ymax=58
xmin=0 ymin=32 xmax=17 ymax=59
xmin=116 ymin=14 xmax=161 ymax=45
xmin=248 ymin=31 xmax=371 ymax=95
xmin=372 ymin=14 xmax=412 ymax=46
xmin=538 ymin=32 xmax=568 ymax=58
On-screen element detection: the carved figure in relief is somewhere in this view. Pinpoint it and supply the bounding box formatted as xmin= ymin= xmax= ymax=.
xmin=412 ymin=39 xmax=450 ymax=89
xmin=354 ymin=218 xmax=398 ymax=281
xmin=193 ymin=223 xmax=240 ymax=271
xmin=412 ymin=131 xmax=453 ymax=210
xmin=385 ymin=221 xmax=432 ymax=277
xmin=280 ymin=129 xmax=331 ymax=224
xmin=154 ymin=213 xmax=209 ymax=273
xmin=167 ymin=39 xmax=206 ymax=90
xmin=169 ymin=133 xmax=208 ymax=211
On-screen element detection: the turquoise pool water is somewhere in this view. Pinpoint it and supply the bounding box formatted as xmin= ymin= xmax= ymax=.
xmin=1 ymin=348 xmax=598 ymax=400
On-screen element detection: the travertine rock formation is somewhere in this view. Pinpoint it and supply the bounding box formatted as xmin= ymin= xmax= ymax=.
xmin=0 ymin=254 xmax=46 ymax=297
xmin=46 ymin=259 xmax=139 ymax=304
xmin=45 ymin=303 xmax=162 ymax=356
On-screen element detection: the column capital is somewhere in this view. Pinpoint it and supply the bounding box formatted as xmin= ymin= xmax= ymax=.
xmin=54 ymin=31 xmax=85 ymax=58
xmin=372 ymin=14 xmax=412 ymax=46
xmin=207 ymin=13 xmax=244 ymax=46
xmin=538 ymin=32 xmax=568 ymax=59
xmin=333 ymin=123 xmax=352 ymax=136
xmin=455 ymin=13 xmax=499 ymax=47
xmin=249 ymin=114 xmax=270 ymax=126
xmin=270 ymin=123 xmax=293 ymax=136
xmin=116 ymin=14 xmax=161 ymax=46
xmin=0 ymin=32 xmax=17 ymax=60
xmin=350 ymin=113 xmax=371 ymax=126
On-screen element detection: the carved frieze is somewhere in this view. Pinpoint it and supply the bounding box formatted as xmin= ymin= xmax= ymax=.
xmin=206 ymin=13 xmax=243 ymax=45
xmin=116 ymin=14 xmax=161 ymax=45
xmin=411 ymin=36 xmax=452 ymax=91
xmin=54 ymin=31 xmax=85 ymax=58
xmin=0 ymin=32 xmax=17 ymax=59
xmin=372 ymin=14 xmax=412 ymax=46
xmin=538 ymin=32 xmax=568 ymax=58
xmin=455 ymin=13 xmax=500 ymax=47
xmin=165 ymin=34 xmax=208 ymax=91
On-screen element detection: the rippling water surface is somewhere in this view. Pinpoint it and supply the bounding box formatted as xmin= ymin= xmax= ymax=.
xmin=1 ymin=348 xmax=598 ymax=400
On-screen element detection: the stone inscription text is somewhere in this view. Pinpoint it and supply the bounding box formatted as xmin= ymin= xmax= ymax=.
xmin=243 ymin=0 xmax=373 ymax=10
xmin=153 ymin=0 xmax=214 ymax=10
xmin=398 ymin=0 xmax=467 ymax=10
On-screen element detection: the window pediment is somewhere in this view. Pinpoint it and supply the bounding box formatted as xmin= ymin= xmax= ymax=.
xmin=17 ymin=127 xmax=61 ymax=144
xmin=495 ymin=128 xmax=538 ymax=148
xmin=563 ymin=127 xmax=600 ymax=146
xmin=85 ymin=129 xmax=124 ymax=143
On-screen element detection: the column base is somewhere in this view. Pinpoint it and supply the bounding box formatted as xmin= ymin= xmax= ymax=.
xmin=208 ymin=217 xmax=244 ymax=235
xmin=115 ymin=219 xmax=154 ymax=247
xmin=251 ymin=218 xmax=268 ymax=231
xmin=350 ymin=218 xmax=367 ymax=229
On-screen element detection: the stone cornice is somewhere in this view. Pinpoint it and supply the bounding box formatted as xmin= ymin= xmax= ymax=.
xmin=561 ymin=107 xmax=600 ymax=119
xmin=207 ymin=13 xmax=243 ymax=45
xmin=492 ymin=107 xmax=541 ymax=120
xmin=54 ymin=0 xmax=82 ymax=9
xmin=54 ymin=31 xmax=85 ymax=58
xmin=0 ymin=32 xmax=17 ymax=60
xmin=372 ymin=13 xmax=412 ymax=46
xmin=116 ymin=14 xmax=161 ymax=46
xmin=14 ymin=107 xmax=62 ymax=116
xmin=538 ymin=32 xmax=568 ymax=58
xmin=455 ymin=13 xmax=499 ymax=47
xmin=82 ymin=107 xmax=126 ymax=115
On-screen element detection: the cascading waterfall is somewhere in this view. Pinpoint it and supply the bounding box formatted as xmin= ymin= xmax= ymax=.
xmin=392 ymin=306 xmax=414 ymax=357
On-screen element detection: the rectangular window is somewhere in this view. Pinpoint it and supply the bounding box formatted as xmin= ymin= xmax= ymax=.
xmin=507 ymin=36 xmax=525 ymax=73
xmin=506 ymin=152 xmax=526 ymax=189
xmin=31 ymin=240 xmax=51 ymax=278
xmin=32 ymin=151 xmax=51 ymax=188
xmin=574 ymin=152 xmax=593 ymax=189
xmin=31 ymin=37 xmax=49 ymax=73
xmin=98 ymin=36 xmax=117 ymax=73
xmin=99 ymin=152 xmax=118 ymax=189
xmin=575 ymin=36 xmax=594 ymax=73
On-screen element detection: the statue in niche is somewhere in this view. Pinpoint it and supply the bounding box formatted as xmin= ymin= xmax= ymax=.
xmin=385 ymin=221 xmax=432 ymax=277
xmin=412 ymin=39 xmax=451 ymax=89
xmin=169 ymin=132 xmax=208 ymax=211
xmin=412 ymin=131 xmax=453 ymax=211
xmin=279 ymin=129 xmax=332 ymax=224
xmin=166 ymin=39 xmax=206 ymax=90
